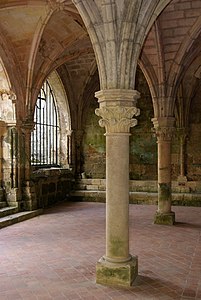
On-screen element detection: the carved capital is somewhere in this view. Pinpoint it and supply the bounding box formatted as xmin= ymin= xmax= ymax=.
xmin=95 ymin=89 xmax=140 ymax=134
xmin=0 ymin=89 xmax=16 ymax=122
xmin=152 ymin=117 xmax=175 ymax=142
xmin=95 ymin=106 xmax=140 ymax=133
xmin=0 ymin=89 xmax=16 ymax=101
xmin=176 ymin=127 xmax=188 ymax=142
xmin=18 ymin=119 xmax=35 ymax=135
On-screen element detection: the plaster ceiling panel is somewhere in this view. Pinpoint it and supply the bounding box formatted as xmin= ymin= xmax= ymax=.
xmin=32 ymin=9 xmax=88 ymax=85
xmin=43 ymin=10 xmax=86 ymax=47
xmin=0 ymin=5 xmax=47 ymax=44
xmin=0 ymin=1 xmax=47 ymax=9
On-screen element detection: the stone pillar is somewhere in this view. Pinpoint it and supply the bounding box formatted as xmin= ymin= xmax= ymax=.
xmin=10 ymin=127 xmax=18 ymax=189
xmin=20 ymin=120 xmax=37 ymax=210
xmin=67 ymin=130 xmax=73 ymax=167
xmin=152 ymin=117 xmax=175 ymax=225
xmin=74 ymin=129 xmax=84 ymax=177
xmin=4 ymin=124 xmax=20 ymax=207
xmin=0 ymin=121 xmax=7 ymax=202
xmin=95 ymin=89 xmax=140 ymax=287
xmin=177 ymin=128 xmax=188 ymax=182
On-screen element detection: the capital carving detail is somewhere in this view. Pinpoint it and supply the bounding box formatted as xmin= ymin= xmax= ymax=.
xmin=95 ymin=106 xmax=140 ymax=133
xmin=152 ymin=117 xmax=175 ymax=142
xmin=153 ymin=127 xmax=174 ymax=142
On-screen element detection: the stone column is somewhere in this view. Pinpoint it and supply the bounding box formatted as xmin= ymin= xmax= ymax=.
xmin=4 ymin=124 xmax=20 ymax=207
xmin=67 ymin=130 xmax=73 ymax=167
xmin=152 ymin=117 xmax=175 ymax=225
xmin=74 ymin=129 xmax=84 ymax=177
xmin=0 ymin=121 xmax=7 ymax=202
xmin=20 ymin=120 xmax=37 ymax=210
xmin=95 ymin=89 xmax=140 ymax=287
xmin=177 ymin=128 xmax=188 ymax=182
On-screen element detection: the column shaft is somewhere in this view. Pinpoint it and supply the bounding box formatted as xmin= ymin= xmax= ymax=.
xmin=106 ymin=133 xmax=130 ymax=262
xmin=95 ymin=89 xmax=140 ymax=287
xmin=158 ymin=139 xmax=171 ymax=213
xmin=152 ymin=117 xmax=175 ymax=225
xmin=178 ymin=130 xmax=188 ymax=182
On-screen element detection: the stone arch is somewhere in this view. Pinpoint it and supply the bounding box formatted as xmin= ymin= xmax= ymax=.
xmin=138 ymin=55 xmax=159 ymax=117
xmin=0 ymin=57 xmax=11 ymax=91
xmin=167 ymin=15 xmax=201 ymax=115
xmin=48 ymin=70 xmax=72 ymax=167
xmin=0 ymin=57 xmax=16 ymax=122
xmin=26 ymin=8 xmax=54 ymax=111
xmin=33 ymin=70 xmax=72 ymax=168
xmin=72 ymin=0 xmax=172 ymax=90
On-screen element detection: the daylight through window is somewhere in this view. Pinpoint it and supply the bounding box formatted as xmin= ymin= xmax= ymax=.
xmin=31 ymin=80 xmax=60 ymax=167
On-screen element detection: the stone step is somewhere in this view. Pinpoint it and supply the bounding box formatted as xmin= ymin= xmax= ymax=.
xmin=0 ymin=209 xmax=43 ymax=229
xmin=0 ymin=206 xmax=18 ymax=218
xmin=74 ymin=179 xmax=201 ymax=194
xmin=70 ymin=190 xmax=201 ymax=206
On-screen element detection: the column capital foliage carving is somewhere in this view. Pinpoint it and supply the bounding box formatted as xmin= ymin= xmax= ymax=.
xmin=176 ymin=127 xmax=188 ymax=141
xmin=152 ymin=117 xmax=175 ymax=142
xmin=0 ymin=89 xmax=16 ymax=101
xmin=95 ymin=89 xmax=140 ymax=134
xmin=18 ymin=118 xmax=35 ymax=134
xmin=95 ymin=106 xmax=140 ymax=133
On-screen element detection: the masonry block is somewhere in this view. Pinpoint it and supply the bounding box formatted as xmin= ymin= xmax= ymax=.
xmin=154 ymin=211 xmax=175 ymax=225
xmin=96 ymin=256 xmax=138 ymax=287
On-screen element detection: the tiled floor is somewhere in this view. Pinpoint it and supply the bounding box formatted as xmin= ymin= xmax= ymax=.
xmin=0 ymin=201 xmax=201 ymax=299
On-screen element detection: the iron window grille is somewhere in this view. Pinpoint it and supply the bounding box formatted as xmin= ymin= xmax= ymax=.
xmin=31 ymin=80 xmax=60 ymax=167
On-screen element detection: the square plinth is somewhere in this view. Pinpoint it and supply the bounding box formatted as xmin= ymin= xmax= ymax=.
xmin=154 ymin=211 xmax=175 ymax=225
xmin=96 ymin=256 xmax=138 ymax=287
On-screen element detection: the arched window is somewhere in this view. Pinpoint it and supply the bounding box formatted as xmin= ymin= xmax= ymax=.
xmin=31 ymin=80 xmax=60 ymax=167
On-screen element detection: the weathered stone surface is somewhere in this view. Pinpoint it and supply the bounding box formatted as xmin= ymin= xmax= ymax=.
xmin=96 ymin=256 xmax=138 ymax=287
xmin=154 ymin=211 xmax=175 ymax=225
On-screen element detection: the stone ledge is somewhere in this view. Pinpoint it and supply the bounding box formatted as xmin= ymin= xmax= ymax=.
xmin=70 ymin=190 xmax=201 ymax=206
xmin=74 ymin=179 xmax=201 ymax=193
xmin=0 ymin=209 xmax=43 ymax=229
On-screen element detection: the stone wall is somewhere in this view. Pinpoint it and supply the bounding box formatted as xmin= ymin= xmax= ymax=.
xmin=71 ymin=179 xmax=201 ymax=206
xmin=130 ymin=69 xmax=157 ymax=180
xmin=82 ymin=68 xmax=201 ymax=182
xmin=82 ymin=100 xmax=106 ymax=178
xmin=187 ymin=95 xmax=201 ymax=180
xmin=31 ymin=168 xmax=73 ymax=208
xmin=82 ymin=68 xmax=157 ymax=180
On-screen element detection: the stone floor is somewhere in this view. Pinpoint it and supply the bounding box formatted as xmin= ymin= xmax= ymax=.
xmin=0 ymin=201 xmax=201 ymax=300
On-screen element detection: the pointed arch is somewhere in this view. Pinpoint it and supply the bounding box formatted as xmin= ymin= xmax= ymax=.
xmin=167 ymin=14 xmax=201 ymax=111
xmin=0 ymin=57 xmax=11 ymax=91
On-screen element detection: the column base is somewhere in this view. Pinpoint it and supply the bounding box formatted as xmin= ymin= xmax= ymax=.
xmin=96 ymin=255 xmax=138 ymax=287
xmin=154 ymin=211 xmax=175 ymax=225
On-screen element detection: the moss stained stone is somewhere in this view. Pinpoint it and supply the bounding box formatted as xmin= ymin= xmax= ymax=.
xmin=96 ymin=256 xmax=138 ymax=287
xmin=159 ymin=183 xmax=171 ymax=200
xmin=109 ymin=238 xmax=125 ymax=257
xmin=154 ymin=211 xmax=175 ymax=225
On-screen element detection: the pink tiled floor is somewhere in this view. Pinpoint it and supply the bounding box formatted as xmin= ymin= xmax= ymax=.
xmin=0 ymin=202 xmax=201 ymax=299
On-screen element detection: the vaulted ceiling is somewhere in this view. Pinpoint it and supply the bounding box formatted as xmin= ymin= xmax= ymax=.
xmin=0 ymin=0 xmax=201 ymax=125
